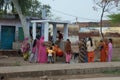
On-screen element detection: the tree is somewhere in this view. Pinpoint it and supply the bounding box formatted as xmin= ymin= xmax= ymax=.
xmin=0 ymin=0 xmax=32 ymax=38
xmin=93 ymin=0 xmax=119 ymax=39
xmin=12 ymin=0 xmax=30 ymax=38
xmin=0 ymin=0 xmax=51 ymax=39
xmin=108 ymin=13 xmax=120 ymax=23
xmin=26 ymin=0 xmax=41 ymax=17
xmin=24 ymin=0 xmax=51 ymax=18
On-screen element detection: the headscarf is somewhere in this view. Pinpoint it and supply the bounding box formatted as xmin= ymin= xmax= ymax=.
xmin=40 ymin=36 xmax=45 ymax=46
xmin=24 ymin=37 xmax=28 ymax=41
xmin=21 ymin=37 xmax=29 ymax=53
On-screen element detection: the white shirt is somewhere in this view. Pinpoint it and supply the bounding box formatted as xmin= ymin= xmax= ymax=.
xmin=48 ymin=50 xmax=53 ymax=56
xmin=86 ymin=41 xmax=96 ymax=52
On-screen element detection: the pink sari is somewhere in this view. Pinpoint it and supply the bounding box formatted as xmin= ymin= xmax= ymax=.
xmin=108 ymin=42 xmax=113 ymax=62
xmin=37 ymin=36 xmax=47 ymax=63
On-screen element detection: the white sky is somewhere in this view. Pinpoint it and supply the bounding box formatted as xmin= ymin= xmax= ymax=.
xmin=40 ymin=0 xmax=118 ymax=22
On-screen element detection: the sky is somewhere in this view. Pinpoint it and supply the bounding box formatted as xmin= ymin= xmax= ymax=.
xmin=40 ymin=0 xmax=117 ymax=22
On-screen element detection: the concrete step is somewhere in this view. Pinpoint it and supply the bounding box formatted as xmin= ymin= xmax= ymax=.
xmin=0 ymin=50 xmax=21 ymax=57
xmin=0 ymin=62 xmax=120 ymax=79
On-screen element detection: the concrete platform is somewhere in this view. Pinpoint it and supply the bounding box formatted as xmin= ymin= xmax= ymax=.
xmin=0 ymin=62 xmax=120 ymax=79
xmin=0 ymin=50 xmax=20 ymax=56
xmin=68 ymin=77 xmax=120 ymax=80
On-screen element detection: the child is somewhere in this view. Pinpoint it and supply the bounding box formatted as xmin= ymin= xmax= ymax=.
xmin=47 ymin=46 xmax=54 ymax=63
xmin=65 ymin=39 xmax=72 ymax=63
xmin=52 ymin=43 xmax=57 ymax=62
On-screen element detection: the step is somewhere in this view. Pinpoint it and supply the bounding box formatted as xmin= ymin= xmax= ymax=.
xmin=0 ymin=50 xmax=21 ymax=56
xmin=0 ymin=62 xmax=120 ymax=79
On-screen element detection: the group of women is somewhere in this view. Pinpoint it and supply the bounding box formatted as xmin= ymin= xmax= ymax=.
xmin=99 ymin=38 xmax=113 ymax=62
xmin=21 ymin=36 xmax=48 ymax=63
xmin=78 ymin=37 xmax=113 ymax=63
xmin=21 ymin=36 xmax=65 ymax=63
xmin=21 ymin=36 xmax=113 ymax=63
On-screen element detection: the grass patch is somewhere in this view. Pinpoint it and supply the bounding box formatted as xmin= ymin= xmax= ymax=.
xmin=14 ymin=61 xmax=21 ymax=66
xmin=112 ymin=58 xmax=120 ymax=62
xmin=103 ymin=70 xmax=120 ymax=74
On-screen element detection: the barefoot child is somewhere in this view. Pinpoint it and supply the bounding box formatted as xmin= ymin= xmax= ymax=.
xmin=47 ymin=46 xmax=54 ymax=63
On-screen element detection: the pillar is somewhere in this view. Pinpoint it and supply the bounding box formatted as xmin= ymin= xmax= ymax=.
xmin=53 ymin=23 xmax=57 ymax=43
xmin=15 ymin=26 xmax=18 ymax=41
xmin=0 ymin=25 xmax=1 ymax=42
xmin=44 ymin=22 xmax=49 ymax=41
xmin=63 ymin=23 xmax=68 ymax=41
xmin=32 ymin=22 xmax=36 ymax=40
xmin=41 ymin=23 xmax=44 ymax=37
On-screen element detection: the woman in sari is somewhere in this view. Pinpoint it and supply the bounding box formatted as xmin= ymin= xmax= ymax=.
xmin=64 ymin=39 xmax=72 ymax=63
xmin=99 ymin=39 xmax=108 ymax=62
xmin=78 ymin=38 xmax=87 ymax=63
xmin=37 ymin=36 xmax=47 ymax=63
xmin=21 ymin=37 xmax=30 ymax=61
xmin=86 ymin=37 xmax=95 ymax=62
xmin=108 ymin=38 xmax=113 ymax=62
xmin=29 ymin=39 xmax=38 ymax=63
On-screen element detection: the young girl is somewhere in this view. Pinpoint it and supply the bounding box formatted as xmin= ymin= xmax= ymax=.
xmin=52 ymin=43 xmax=57 ymax=62
xmin=47 ymin=46 xmax=54 ymax=63
xmin=65 ymin=39 xmax=72 ymax=63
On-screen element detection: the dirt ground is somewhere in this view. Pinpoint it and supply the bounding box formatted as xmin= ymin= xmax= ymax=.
xmin=72 ymin=46 xmax=120 ymax=62
xmin=0 ymin=47 xmax=120 ymax=80
xmin=0 ymin=47 xmax=120 ymax=66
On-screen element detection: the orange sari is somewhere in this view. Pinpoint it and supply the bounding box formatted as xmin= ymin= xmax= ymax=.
xmin=100 ymin=41 xmax=108 ymax=62
xmin=88 ymin=51 xmax=95 ymax=62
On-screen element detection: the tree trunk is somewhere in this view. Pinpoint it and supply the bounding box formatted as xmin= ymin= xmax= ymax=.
xmin=100 ymin=10 xmax=104 ymax=39
xmin=11 ymin=0 xmax=30 ymax=39
xmin=100 ymin=4 xmax=106 ymax=40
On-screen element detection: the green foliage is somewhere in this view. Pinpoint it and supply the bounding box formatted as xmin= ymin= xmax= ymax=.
xmin=108 ymin=13 xmax=120 ymax=23
xmin=103 ymin=69 xmax=120 ymax=74
xmin=19 ymin=0 xmax=32 ymax=15
xmin=0 ymin=0 xmax=6 ymax=14
xmin=26 ymin=0 xmax=51 ymax=18
xmin=0 ymin=0 xmax=51 ymax=18
xmin=26 ymin=0 xmax=42 ymax=17
xmin=111 ymin=58 xmax=120 ymax=62
xmin=0 ymin=0 xmax=4 ymax=10
xmin=43 ymin=5 xmax=51 ymax=18
xmin=14 ymin=61 xmax=21 ymax=66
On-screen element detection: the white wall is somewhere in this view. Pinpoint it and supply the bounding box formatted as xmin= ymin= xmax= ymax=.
xmin=0 ymin=19 xmax=22 ymax=41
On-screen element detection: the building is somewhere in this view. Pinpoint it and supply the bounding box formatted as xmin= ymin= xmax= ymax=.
xmin=0 ymin=15 xmax=70 ymax=50
xmin=77 ymin=20 xmax=120 ymax=28
xmin=0 ymin=15 xmax=23 ymax=49
xmin=77 ymin=20 xmax=120 ymax=39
